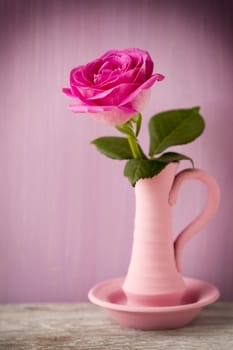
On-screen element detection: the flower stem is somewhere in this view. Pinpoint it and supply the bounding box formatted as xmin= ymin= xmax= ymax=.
xmin=127 ymin=135 xmax=142 ymax=159
xmin=115 ymin=117 xmax=146 ymax=159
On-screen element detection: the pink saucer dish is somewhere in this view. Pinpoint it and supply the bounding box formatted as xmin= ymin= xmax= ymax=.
xmin=88 ymin=277 xmax=220 ymax=330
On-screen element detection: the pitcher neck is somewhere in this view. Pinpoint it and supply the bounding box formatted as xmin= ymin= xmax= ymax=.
xmin=135 ymin=163 xmax=179 ymax=198
xmin=134 ymin=163 xmax=179 ymax=229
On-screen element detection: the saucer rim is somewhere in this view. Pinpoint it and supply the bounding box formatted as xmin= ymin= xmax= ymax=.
xmin=88 ymin=276 xmax=220 ymax=313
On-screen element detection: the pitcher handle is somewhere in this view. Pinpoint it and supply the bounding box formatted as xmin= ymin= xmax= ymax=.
xmin=169 ymin=168 xmax=220 ymax=272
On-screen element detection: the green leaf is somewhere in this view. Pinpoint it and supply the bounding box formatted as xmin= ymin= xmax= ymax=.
xmin=149 ymin=107 xmax=205 ymax=156
xmin=156 ymin=152 xmax=194 ymax=168
xmin=132 ymin=113 xmax=142 ymax=137
xmin=91 ymin=137 xmax=133 ymax=160
xmin=124 ymin=159 xmax=167 ymax=186
xmin=115 ymin=123 xmax=135 ymax=137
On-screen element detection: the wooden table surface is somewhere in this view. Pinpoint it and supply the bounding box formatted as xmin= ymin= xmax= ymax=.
xmin=0 ymin=302 xmax=232 ymax=349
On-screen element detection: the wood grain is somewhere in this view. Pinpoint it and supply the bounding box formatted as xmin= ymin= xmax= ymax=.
xmin=0 ymin=303 xmax=232 ymax=349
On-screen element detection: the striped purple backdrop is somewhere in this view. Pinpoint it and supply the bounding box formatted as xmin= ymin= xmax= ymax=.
xmin=0 ymin=0 xmax=233 ymax=302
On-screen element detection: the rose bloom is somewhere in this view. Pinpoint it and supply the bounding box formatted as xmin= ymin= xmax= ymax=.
xmin=62 ymin=48 xmax=164 ymax=125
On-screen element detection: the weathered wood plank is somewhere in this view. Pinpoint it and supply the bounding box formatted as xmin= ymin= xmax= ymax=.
xmin=0 ymin=303 xmax=232 ymax=349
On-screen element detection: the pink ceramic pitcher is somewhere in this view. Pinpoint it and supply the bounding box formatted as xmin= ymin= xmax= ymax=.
xmin=122 ymin=162 xmax=220 ymax=307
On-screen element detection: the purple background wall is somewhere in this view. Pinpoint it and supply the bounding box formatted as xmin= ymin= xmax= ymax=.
xmin=0 ymin=0 xmax=233 ymax=303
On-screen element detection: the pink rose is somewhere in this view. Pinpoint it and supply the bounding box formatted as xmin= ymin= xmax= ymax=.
xmin=62 ymin=48 xmax=164 ymax=125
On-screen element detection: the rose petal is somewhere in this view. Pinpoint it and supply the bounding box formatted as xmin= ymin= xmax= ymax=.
xmin=130 ymin=89 xmax=151 ymax=111
xmin=95 ymin=68 xmax=139 ymax=88
xmin=68 ymin=104 xmax=111 ymax=113
xmin=84 ymin=59 xmax=103 ymax=82
xmin=69 ymin=85 xmax=90 ymax=102
xmin=88 ymin=83 xmax=138 ymax=104
xmin=70 ymin=66 xmax=89 ymax=86
xmin=68 ymin=103 xmax=136 ymax=114
xmin=119 ymin=73 xmax=165 ymax=106
xmin=125 ymin=48 xmax=154 ymax=76
xmin=70 ymin=85 xmax=101 ymax=103
xmin=62 ymin=88 xmax=75 ymax=98
xmin=134 ymin=65 xmax=149 ymax=84
xmin=100 ymin=51 xmax=133 ymax=70
xmin=70 ymin=59 xmax=103 ymax=87
xmin=92 ymin=106 xmax=136 ymax=125
xmin=124 ymin=49 xmax=143 ymax=66
xmin=72 ymin=84 xmax=103 ymax=99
